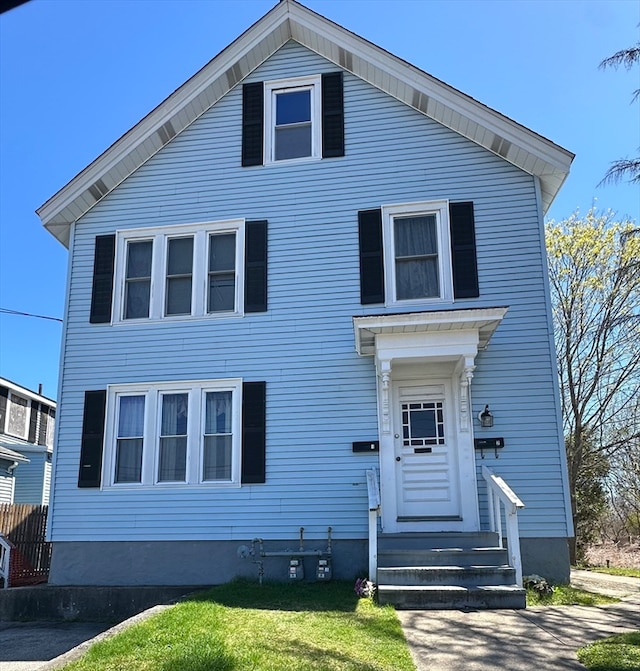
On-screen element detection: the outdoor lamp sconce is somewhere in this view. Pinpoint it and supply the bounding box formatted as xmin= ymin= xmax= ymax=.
xmin=478 ymin=405 xmax=494 ymax=428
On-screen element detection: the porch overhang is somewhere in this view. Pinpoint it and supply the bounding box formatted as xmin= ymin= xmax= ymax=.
xmin=353 ymin=307 xmax=508 ymax=358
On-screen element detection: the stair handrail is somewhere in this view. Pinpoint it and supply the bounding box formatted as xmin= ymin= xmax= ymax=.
xmin=0 ymin=533 xmax=12 ymax=589
xmin=482 ymin=465 xmax=525 ymax=586
xmin=366 ymin=469 xmax=381 ymax=581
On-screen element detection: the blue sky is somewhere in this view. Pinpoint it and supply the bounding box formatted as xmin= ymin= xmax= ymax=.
xmin=1 ymin=0 xmax=638 ymax=400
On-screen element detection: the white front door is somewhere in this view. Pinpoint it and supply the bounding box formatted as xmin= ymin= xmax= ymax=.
xmin=393 ymin=381 xmax=461 ymax=521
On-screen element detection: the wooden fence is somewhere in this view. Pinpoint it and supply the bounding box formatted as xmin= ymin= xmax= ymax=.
xmin=0 ymin=504 xmax=51 ymax=586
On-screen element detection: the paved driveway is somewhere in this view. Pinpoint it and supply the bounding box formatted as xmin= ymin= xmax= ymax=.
xmin=0 ymin=621 xmax=110 ymax=671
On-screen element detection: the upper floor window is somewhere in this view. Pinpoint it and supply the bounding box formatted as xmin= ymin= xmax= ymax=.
xmin=114 ymin=220 xmax=244 ymax=323
xmin=382 ymin=200 xmax=453 ymax=305
xmin=242 ymin=73 xmax=343 ymax=167
xmin=6 ymin=393 xmax=29 ymax=439
xmin=106 ymin=379 xmax=242 ymax=488
xmin=265 ymin=76 xmax=322 ymax=164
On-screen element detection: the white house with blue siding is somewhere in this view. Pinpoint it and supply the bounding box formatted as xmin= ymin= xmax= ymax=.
xmin=37 ymin=1 xmax=574 ymax=607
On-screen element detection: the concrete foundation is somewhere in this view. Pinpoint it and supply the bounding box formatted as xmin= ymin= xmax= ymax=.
xmin=520 ymin=537 xmax=571 ymax=584
xmin=49 ymin=539 xmax=369 ymax=586
xmin=47 ymin=536 xmax=570 ymax=587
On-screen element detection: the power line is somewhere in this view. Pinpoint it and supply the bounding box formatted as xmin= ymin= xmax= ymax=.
xmin=0 ymin=308 xmax=63 ymax=323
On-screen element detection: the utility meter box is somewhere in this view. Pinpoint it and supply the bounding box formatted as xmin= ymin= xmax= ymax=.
xmin=289 ymin=557 xmax=304 ymax=580
xmin=316 ymin=558 xmax=332 ymax=580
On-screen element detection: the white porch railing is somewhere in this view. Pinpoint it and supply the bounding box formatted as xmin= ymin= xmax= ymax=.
xmin=482 ymin=465 xmax=525 ymax=586
xmin=366 ymin=469 xmax=381 ymax=581
xmin=0 ymin=534 xmax=11 ymax=589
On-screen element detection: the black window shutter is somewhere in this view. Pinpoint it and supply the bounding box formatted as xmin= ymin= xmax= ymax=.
xmin=245 ymin=220 xmax=268 ymax=313
xmin=242 ymin=82 xmax=264 ymax=167
xmin=358 ymin=209 xmax=385 ymax=304
xmin=0 ymin=386 xmax=7 ymax=434
xmin=90 ymin=235 xmax=116 ymax=324
xmin=241 ymin=381 xmax=266 ymax=484
xmin=449 ymin=201 xmax=479 ymax=299
xmin=38 ymin=407 xmax=49 ymax=446
xmin=28 ymin=401 xmax=39 ymax=443
xmin=78 ymin=390 xmax=107 ymax=488
xmin=322 ymin=72 xmax=344 ymax=158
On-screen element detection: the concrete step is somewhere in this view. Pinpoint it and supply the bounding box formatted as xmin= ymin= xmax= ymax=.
xmin=377 ymin=565 xmax=516 ymax=587
xmin=378 ymin=584 xmax=526 ymax=610
xmin=378 ymin=531 xmax=500 ymax=551
xmin=378 ymin=547 xmax=508 ymax=567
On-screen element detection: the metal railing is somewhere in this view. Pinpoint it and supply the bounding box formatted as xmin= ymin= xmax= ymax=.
xmin=366 ymin=469 xmax=381 ymax=581
xmin=0 ymin=534 xmax=11 ymax=589
xmin=482 ymin=465 xmax=525 ymax=585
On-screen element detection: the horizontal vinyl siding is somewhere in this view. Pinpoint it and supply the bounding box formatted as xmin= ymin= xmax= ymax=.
xmin=0 ymin=464 xmax=14 ymax=504
xmin=53 ymin=41 xmax=567 ymax=542
xmin=13 ymin=453 xmax=46 ymax=505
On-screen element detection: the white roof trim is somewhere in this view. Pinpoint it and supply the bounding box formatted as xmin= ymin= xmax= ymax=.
xmin=0 ymin=445 xmax=30 ymax=464
xmin=0 ymin=377 xmax=56 ymax=407
xmin=37 ymin=1 xmax=573 ymax=247
xmin=353 ymin=307 xmax=508 ymax=356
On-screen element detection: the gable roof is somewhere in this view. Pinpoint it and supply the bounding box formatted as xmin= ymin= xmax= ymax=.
xmin=37 ymin=0 xmax=573 ymax=247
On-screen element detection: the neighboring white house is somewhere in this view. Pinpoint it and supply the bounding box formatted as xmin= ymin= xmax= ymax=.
xmin=0 ymin=378 xmax=56 ymax=505
xmin=37 ymin=0 xmax=574 ymax=602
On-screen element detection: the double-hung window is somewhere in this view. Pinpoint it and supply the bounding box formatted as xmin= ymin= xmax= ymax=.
xmin=265 ymin=76 xmax=322 ymax=164
xmin=106 ymin=380 xmax=242 ymax=487
xmin=114 ymin=220 xmax=244 ymax=323
xmin=382 ymin=200 xmax=453 ymax=305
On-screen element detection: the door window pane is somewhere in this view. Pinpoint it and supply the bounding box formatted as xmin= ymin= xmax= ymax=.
xmin=394 ymin=215 xmax=439 ymax=299
xmin=158 ymin=393 xmax=188 ymax=482
xmin=166 ymin=237 xmax=193 ymax=316
xmin=402 ymin=401 xmax=445 ymax=446
xmin=115 ymin=396 xmax=144 ymax=483
xmin=125 ymin=240 xmax=152 ymax=319
xmin=203 ymin=391 xmax=232 ymax=481
xmin=208 ymin=233 xmax=236 ymax=312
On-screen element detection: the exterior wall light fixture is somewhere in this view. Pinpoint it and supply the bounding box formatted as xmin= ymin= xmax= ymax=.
xmin=478 ymin=405 xmax=494 ymax=428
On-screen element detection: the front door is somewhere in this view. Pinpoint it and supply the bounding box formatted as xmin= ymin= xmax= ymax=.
xmin=393 ymin=381 xmax=461 ymax=521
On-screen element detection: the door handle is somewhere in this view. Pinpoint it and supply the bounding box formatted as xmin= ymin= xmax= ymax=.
xmin=396 ymin=456 xmax=401 ymax=462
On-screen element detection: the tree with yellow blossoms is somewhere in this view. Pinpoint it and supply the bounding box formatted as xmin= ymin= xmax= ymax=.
xmin=546 ymin=209 xmax=640 ymax=560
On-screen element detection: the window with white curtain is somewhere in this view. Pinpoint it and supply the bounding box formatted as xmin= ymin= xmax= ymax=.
xmin=382 ymin=200 xmax=453 ymax=305
xmin=114 ymin=220 xmax=245 ymax=323
xmin=105 ymin=380 xmax=242 ymax=488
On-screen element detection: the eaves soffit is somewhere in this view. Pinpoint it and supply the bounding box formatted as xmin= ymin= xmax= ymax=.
xmin=37 ymin=0 xmax=574 ymax=248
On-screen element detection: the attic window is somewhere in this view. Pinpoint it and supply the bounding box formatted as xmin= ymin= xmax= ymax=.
xmin=265 ymin=76 xmax=322 ymax=164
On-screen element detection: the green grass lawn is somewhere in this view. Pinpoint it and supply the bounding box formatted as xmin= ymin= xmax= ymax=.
xmin=62 ymin=580 xmax=416 ymax=671
xmin=526 ymin=585 xmax=619 ymax=607
xmin=586 ymin=567 xmax=640 ymax=579
xmin=578 ymin=631 xmax=640 ymax=670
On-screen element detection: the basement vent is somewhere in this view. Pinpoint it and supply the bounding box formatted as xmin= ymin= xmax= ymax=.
xmin=490 ymin=135 xmax=512 ymax=159
xmin=157 ymin=121 xmax=176 ymax=145
xmin=338 ymin=47 xmax=353 ymax=72
xmin=411 ymin=89 xmax=430 ymax=115
xmin=88 ymin=178 xmax=109 ymax=202
xmin=225 ymin=61 xmax=245 ymax=89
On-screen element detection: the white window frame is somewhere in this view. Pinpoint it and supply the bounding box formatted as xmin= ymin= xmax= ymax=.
xmin=104 ymin=379 xmax=243 ymax=489
xmin=113 ymin=219 xmax=245 ymax=324
xmin=382 ymin=200 xmax=454 ymax=306
xmin=264 ymin=75 xmax=322 ymax=165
